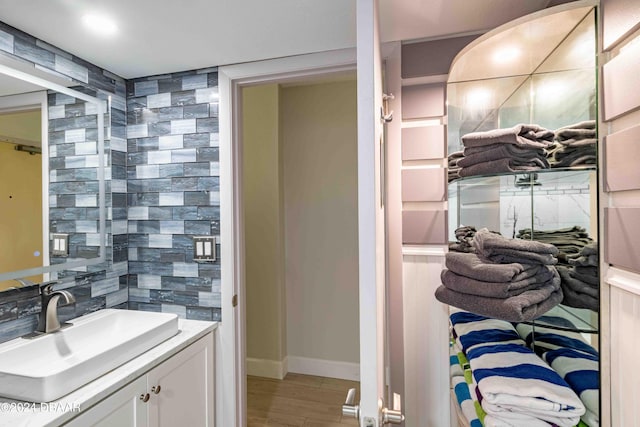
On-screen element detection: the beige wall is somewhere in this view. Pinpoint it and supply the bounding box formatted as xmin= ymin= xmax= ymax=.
xmin=243 ymin=79 xmax=360 ymax=378
xmin=0 ymin=140 xmax=43 ymax=290
xmin=242 ymin=84 xmax=287 ymax=366
xmin=0 ymin=110 xmax=41 ymax=144
xmin=281 ymin=80 xmax=360 ymax=365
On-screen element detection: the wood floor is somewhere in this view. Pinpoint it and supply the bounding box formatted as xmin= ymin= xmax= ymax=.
xmin=247 ymin=373 xmax=360 ymax=427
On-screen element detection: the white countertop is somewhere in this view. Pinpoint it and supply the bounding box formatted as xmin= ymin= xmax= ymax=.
xmin=0 ymin=318 xmax=218 ymax=427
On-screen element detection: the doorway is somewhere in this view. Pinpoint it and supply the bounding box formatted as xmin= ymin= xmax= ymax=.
xmin=241 ymin=75 xmax=360 ymax=425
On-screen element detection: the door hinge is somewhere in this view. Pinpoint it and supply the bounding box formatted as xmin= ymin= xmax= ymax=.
xmin=232 ymin=294 xmax=238 ymax=307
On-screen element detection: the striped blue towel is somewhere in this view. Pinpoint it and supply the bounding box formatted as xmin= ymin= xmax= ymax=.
xmin=467 ymin=343 xmax=585 ymax=427
xmin=544 ymin=348 xmax=599 ymax=427
xmin=450 ymin=340 xmax=464 ymax=378
xmin=452 ymin=375 xmax=484 ymax=427
xmin=515 ymin=323 xmax=598 ymax=357
xmin=450 ymin=310 xmax=525 ymax=354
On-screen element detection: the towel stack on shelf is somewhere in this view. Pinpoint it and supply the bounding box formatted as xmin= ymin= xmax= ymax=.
xmin=467 ymin=343 xmax=586 ymax=427
xmin=516 ymin=323 xmax=600 ymax=426
xmin=436 ymin=228 xmax=563 ymax=322
xmin=455 ymin=124 xmax=554 ymax=177
xmin=557 ymin=243 xmax=599 ymax=311
xmin=547 ymin=120 xmax=597 ymax=168
xmin=449 ymin=150 xmax=464 ymax=182
xmin=448 ymin=310 xmax=587 ymax=427
xmin=516 ymin=226 xmax=594 ymax=265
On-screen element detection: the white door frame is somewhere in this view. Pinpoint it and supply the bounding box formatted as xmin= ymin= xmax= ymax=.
xmin=218 ymin=49 xmax=357 ymax=427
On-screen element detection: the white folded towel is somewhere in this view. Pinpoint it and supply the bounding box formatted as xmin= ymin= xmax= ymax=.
xmin=467 ymin=343 xmax=585 ymax=427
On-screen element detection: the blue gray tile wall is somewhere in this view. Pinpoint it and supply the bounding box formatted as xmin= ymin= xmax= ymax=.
xmin=0 ymin=21 xmax=128 ymax=343
xmin=126 ymin=71 xmax=221 ymax=322
xmin=0 ymin=20 xmax=223 ymax=341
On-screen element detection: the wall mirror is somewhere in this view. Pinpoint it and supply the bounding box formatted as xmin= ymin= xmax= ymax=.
xmin=0 ymin=54 xmax=106 ymax=291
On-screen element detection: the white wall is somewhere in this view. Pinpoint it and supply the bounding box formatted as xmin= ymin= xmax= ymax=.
xmin=281 ymin=79 xmax=360 ymax=379
xmin=242 ymin=84 xmax=287 ymax=379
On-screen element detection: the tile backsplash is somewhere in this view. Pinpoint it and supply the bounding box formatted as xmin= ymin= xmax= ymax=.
xmin=126 ymin=71 xmax=221 ymax=321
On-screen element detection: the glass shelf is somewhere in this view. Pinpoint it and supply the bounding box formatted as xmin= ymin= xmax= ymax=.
xmin=448 ymin=165 xmax=596 ymax=185
xmin=524 ymin=304 xmax=599 ymax=334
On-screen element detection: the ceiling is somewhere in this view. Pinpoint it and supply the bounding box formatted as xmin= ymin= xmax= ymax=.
xmin=0 ymin=0 xmax=561 ymax=79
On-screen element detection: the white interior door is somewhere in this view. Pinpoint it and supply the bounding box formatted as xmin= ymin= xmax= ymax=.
xmin=354 ymin=0 xmax=400 ymax=425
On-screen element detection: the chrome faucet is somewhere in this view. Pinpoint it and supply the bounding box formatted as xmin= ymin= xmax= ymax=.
xmin=36 ymin=282 xmax=76 ymax=334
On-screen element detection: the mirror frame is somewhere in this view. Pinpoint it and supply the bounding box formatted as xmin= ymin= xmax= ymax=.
xmin=0 ymin=62 xmax=106 ymax=282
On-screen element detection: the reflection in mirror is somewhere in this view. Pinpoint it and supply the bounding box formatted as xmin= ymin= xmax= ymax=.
xmin=0 ymin=104 xmax=43 ymax=290
xmin=0 ymin=63 xmax=106 ymax=291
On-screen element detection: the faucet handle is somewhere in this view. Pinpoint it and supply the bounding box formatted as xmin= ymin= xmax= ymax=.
xmin=39 ymin=280 xmax=60 ymax=294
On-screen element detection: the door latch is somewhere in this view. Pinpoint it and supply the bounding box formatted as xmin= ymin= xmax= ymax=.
xmin=342 ymin=388 xmax=359 ymax=420
xmin=380 ymin=397 xmax=404 ymax=425
xmin=380 ymin=93 xmax=394 ymax=123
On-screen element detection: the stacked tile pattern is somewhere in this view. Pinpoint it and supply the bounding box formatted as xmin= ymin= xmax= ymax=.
xmin=126 ymin=71 xmax=221 ymax=321
xmin=0 ymin=22 xmax=128 ymax=343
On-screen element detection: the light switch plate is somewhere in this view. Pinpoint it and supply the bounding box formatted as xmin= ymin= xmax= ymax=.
xmin=52 ymin=233 xmax=69 ymax=257
xmin=193 ymin=236 xmax=217 ymax=262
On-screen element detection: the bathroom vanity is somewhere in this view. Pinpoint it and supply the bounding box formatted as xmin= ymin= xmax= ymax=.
xmin=0 ymin=316 xmax=217 ymax=427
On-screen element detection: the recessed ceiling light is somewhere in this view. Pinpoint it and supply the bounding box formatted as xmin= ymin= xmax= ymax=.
xmin=82 ymin=13 xmax=118 ymax=37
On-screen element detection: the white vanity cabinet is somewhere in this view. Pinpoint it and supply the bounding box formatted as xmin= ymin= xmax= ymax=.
xmin=64 ymin=333 xmax=214 ymax=427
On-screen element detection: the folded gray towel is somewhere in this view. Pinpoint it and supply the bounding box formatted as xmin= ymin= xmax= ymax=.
xmin=445 ymin=252 xmax=545 ymax=282
xmin=561 ymin=278 xmax=599 ymax=299
xmin=581 ymin=243 xmax=598 ymax=256
xmin=457 ymin=145 xmax=550 ymax=169
xmin=458 ymin=157 xmax=547 ymax=177
xmin=555 ymin=128 xmax=597 ymax=141
xmin=558 ymin=266 xmax=600 ymax=310
xmin=568 ymin=254 xmax=598 ymax=267
xmin=435 ymin=283 xmax=564 ymax=322
xmin=555 ymin=137 xmax=598 ymax=148
xmin=463 ymin=142 xmax=546 ymax=157
xmin=474 ymin=227 xmax=559 ymax=256
xmin=556 ymin=120 xmax=596 ymax=131
xmin=461 ymin=124 xmax=554 ymax=149
xmin=480 ymin=249 xmax=558 ymax=265
xmin=441 ymin=267 xmax=559 ymax=298
xmin=561 ymin=285 xmax=598 ymax=311
xmin=448 ymin=242 xmax=475 ymax=253
xmin=552 ymin=154 xmax=597 ymax=168
xmin=518 ymin=226 xmax=587 ymax=236
xmin=569 ymin=270 xmax=599 ymax=285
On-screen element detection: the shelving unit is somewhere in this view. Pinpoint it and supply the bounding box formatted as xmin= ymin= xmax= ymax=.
xmin=445 ymin=3 xmax=600 ymax=426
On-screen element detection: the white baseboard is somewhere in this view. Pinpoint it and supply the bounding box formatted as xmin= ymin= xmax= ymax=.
xmin=246 ymin=356 xmax=288 ymax=380
xmin=287 ymin=356 xmax=360 ymax=381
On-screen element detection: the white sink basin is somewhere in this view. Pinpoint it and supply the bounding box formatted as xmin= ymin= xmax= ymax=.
xmin=0 ymin=309 xmax=179 ymax=402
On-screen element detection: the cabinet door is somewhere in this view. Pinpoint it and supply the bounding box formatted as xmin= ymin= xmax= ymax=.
xmin=64 ymin=377 xmax=148 ymax=427
xmin=147 ymin=334 xmax=214 ymax=427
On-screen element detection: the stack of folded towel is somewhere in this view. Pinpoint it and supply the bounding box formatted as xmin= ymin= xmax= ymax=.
xmin=449 ymin=225 xmax=478 ymax=253
xmin=449 ymin=310 xmax=588 ymax=427
xmin=448 ymin=150 xmax=464 ymax=182
xmin=516 ymin=323 xmax=600 ymax=426
xmin=547 ymin=120 xmax=597 ymax=168
xmin=467 ymin=343 xmax=586 ymax=427
xmin=516 ymin=226 xmax=594 ymax=265
xmin=544 ymin=348 xmax=599 ymax=427
xmin=437 ymin=229 xmax=563 ymax=322
xmin=557 ymin=243 xmax=599 ymax=311
xmin=455 ymin=124 xmax=554 ymax=178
